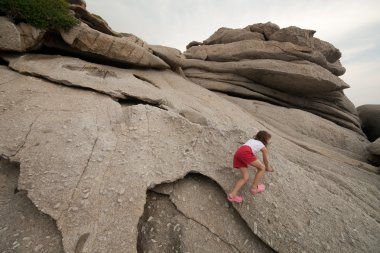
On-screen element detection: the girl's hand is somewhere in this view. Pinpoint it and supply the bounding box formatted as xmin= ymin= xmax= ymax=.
xmin=266 ymin=166 xmax=274 ymax=172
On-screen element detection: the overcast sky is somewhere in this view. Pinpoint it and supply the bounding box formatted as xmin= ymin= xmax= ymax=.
xmin=86 ymin=0 xmax=379 ymax=106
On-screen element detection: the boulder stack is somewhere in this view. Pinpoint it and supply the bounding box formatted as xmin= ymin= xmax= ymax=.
xmin=180 ymin=22 xmax=361 ymax=134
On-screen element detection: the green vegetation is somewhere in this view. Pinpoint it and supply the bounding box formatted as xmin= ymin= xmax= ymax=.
xmin=0 ymin=0 xmax=78 ymax=31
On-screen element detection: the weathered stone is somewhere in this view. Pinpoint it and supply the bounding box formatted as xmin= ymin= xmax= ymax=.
xmin=60 ymin=22 xmax=169 ymax=69
xmin=180 ymin=22 xmax=354 ymax=137
xmin=183 ymin=66 xmax=361 ymax=133
xmin=0 ymin=158 xmax=64 ymax=253
xmin=0 ymin=58 xmax=379 ymax=253
xmin=1 ymin=14 xmax=379 ymax=253
xmin=0 ymin=17 xmax=45 ymax=52
xmin=357 ymin=104 xmax=380 ymax=142
xmin=312 ymin=37 xmax=342 ymax=63
xmin=182 ymin=59 xmax=349 ymax=94
xmin=6 ymin=54 xmax=167 ymax=104
xmin=184 ymin=39 xmax=345 ymax=75
xmin=244 ymin=22 xmax=280 ymax=39
xmin=137 ymin=191 xmax=244 ymax=253
xmin=169 ymin=174 xmax=276 ymax=252
xmin=150 ymin=45 xmax=185 ymax=68
xmin=221 ymin=97 xmax=368 ymax=162
xmin=269 ymin=26 xmax=341 ymax=62
xmin=269 ymin=26 xmax=316 ymax=47
xmin=203 ymin=27 xmax=264 ymax=45
xmin=4 ymin=54 xmax=251 ymax=131
xmin=0 ymin=65 xmax=252 ymax=252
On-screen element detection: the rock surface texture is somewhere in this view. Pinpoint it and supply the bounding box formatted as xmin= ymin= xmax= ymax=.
xmin=0 ymin=5 xmax=379 ymax=253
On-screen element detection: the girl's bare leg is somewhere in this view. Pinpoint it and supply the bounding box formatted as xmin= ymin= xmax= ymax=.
xmin=250 ymin=159 xmax=266 ymax=190
xmin=229 ymin=167 xmax=249 ymax=196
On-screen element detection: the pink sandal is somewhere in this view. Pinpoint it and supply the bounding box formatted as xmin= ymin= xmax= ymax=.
xmin=250 ymin=184 xmax=265 ymax=195
xmin=227 ymin=194 xmax=243 ymax=203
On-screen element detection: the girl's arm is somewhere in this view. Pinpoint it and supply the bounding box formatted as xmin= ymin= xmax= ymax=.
xmin=261 ymin=147 xmax=274 ymax=172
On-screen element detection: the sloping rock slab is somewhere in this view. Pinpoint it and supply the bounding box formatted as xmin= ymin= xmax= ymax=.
xmin=220 ymin=98 xmax=368 ymax=160
xmin=5 ymin=53 xmax=258 ymax=132
xmin=1 ymin=65 xmax=379 ymax=253
xmin=184 ymin=68 xmax=361 ymax=133
xmin=182 ymin=58 xmax=349 ymax=94
xmin=60 ymin=22 xmax=169 ymax=69
xmin=6 ymin=54 xmax=166 ymax=104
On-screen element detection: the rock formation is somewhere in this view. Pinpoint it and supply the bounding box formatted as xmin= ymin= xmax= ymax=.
xmin=0 ymin=2 xmax=379 ymax=253
xmin=357 ymin=104 xmax=380 ymax=165
xmin=0 ymin=17 xmax=45 ymax=52
xmin=180 ymin=23 xmax=362 ymax=134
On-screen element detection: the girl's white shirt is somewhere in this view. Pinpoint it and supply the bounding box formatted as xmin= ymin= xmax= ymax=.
xmin=243 ymin=139 xmax=264 ymax=154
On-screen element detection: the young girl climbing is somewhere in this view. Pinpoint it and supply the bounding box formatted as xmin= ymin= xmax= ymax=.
xmin=228 ymin=130 xmax=274 ymax=203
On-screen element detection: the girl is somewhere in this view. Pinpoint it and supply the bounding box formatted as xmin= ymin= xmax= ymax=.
xmin=228 ymin=130 xmax=273 ymax=203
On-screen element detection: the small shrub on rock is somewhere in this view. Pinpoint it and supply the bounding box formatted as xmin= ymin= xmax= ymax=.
xmin=0 ymin=0 xmax=78 ymax=31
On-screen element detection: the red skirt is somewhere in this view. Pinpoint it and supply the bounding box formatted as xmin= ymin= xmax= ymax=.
xmin=233 ymin=145 xmax=257 ymax=168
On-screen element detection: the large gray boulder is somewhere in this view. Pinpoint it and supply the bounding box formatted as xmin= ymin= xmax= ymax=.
xmin=269 ymin=26 xmax=316 ymax=47
xmin=182 ymin=59 xmax=348 ymax=94
xmin=149 ymin=45 xmax=186 ymax=70
xmin=0 ymin=52 xmax=378 ymax=253
xmin=183 ymin=68 xmax=361 ymax=133
xmin=357 ymin=104 xmax=380 ymax=142
xmin=180 ymin=23 xmax=360 ymax=134
xmin=269 ymin=26 xmax=342 ymax=63
xmin=140 ymin=174 xmax=274 ymax=253
xmin=0 ymin=16 xmax=168 ymax=69
xmin=59 ymin=22 xmax=169 ymax=69
xmin=244 ymin=22 xmax=280 ymax=39
xmin=184 ymin=39 xmax=345 ymax=75
xmin=202 ymin=27 xmax=265 ymax=45
xmin=0 ymin=17 xmax=45 ymax=52
xmin=0 ymin=6 xmax=378 ymax=253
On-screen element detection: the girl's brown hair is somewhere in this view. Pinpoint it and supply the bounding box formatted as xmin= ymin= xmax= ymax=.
xmin=254 ymin=130 xmax=271 ymax=146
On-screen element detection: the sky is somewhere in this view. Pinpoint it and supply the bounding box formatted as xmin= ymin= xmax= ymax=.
xmin=86 ymin=0 xmax=379 ymax=106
